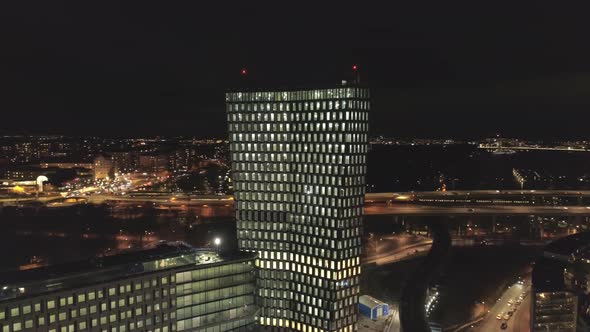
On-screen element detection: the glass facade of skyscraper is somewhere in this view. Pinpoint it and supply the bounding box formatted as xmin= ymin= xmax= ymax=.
xmin=227 ymin=85 xmax=370 ymax=332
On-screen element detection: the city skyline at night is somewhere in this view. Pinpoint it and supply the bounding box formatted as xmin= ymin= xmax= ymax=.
xmin=1 ymin=2 xmax=590 ymax=332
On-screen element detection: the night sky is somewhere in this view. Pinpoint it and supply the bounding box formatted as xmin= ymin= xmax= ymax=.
xmin=1 ymin=1 xmax=589 ymax=139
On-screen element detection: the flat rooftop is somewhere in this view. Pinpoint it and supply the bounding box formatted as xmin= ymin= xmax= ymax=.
xmin=359 ymin=295 xmax=388 ymax=309
xmin=532 ymin=257 xmax=566 ymax=292
xmin=226 ymin=81 xmax=368 ymax=93
xmin=0 ymin=242 xmax=255 ymax=302
xmin=545 ymin=231 xmax=590 ymax=257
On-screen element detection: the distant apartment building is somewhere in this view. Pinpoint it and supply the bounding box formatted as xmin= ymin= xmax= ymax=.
xmin=0 ymin=242 xmax=258 ymax=332
xmin=227 ymin=84 xmax=370 ymax=332
xmin=111 ymin=151 xmax=138 ymax=174
xmin=93 ymin=155 xmax=113 ymax=180
xmin=40 ymin=162 xmax=94 ymax=169
xmin=169 ymin=148 xmax=199 ymax=172
xmin=139 ymin=154 xmax=169 ymax=173
xmin=2 ymin=166 xmax=46 ymax=181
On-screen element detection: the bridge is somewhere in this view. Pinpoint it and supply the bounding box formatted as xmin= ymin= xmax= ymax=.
xmin=364 ymin=205 xmax=590 ymax=216
xmin=478 ymin=144 xmax=590 ymax=153
xmin=366 ymin=190 xmax=590 ymax=201
xmin=365 ymin=191 xmax=590 ymax=215
xmin=3 ymin=191 xmax=590 ymax=216
xmin=366 ymin=190 xmax=590 ymax=207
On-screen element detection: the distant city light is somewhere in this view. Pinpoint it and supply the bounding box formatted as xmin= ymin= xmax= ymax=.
xmin=214 ymin=238 xmax=221 ymax=246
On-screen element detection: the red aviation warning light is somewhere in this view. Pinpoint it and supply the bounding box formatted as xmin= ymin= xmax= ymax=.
xmin=239 ymin=68 xmax=248 ymax=87
xmin=352 ymin=64 xmax=360 ymax=83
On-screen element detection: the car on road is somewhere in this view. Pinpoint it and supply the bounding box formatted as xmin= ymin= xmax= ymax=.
xmin=501 ymin=322 xmax=508 ymax=329
xmin=496 ymin=314 xmax=502 ymax=320
xmin=503 ymin=313 xmax=510 ymax=320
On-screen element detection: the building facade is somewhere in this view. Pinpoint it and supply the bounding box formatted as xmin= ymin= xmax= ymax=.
xmin=40 ymin=163 xmax=94 ymax=170
xmin=111 ymin=152 xmax=138 ymax=174
xmin=93 ymin=155 xmax=113 ymax=180
xmin=2 ymin=166 xmax=46 ymax=181
xmin=531 ymin=232 xmax=590 ymax=331
xmin=0 ymin=242 xmax=258 ymax=332
xmin=138 ymin=155 xmax=169 ymax=174
xmin=227 ymin=85 xmax=370 ymax=332
xmin=531 ymin=290 xmax=578 ymax=331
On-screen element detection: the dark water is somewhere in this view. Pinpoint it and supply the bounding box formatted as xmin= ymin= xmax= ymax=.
xmin=367 ymin=144 xmax=590 ymax=192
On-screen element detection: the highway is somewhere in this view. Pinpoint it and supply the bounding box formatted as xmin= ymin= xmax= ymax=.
xmin=4 ymin=189 xmax=590 ymax=203
xmin=478 ymin=145 xmax=590 ymax=152
xmin=473 ymin=281 xmax=530 ymax=332
xmin=366 ymin=190 xmax=590 ymax=202
xmin=7 ymin=197 xmax=590 ymax=217
xmin=85 ymin=194 xmax=233 ymax=205
xmin=364 ymin=205 xmax=590 ymax=216
xmin=363 ymin=240 xmax=432 ymax=265
xmin=5 ymin=191 xmax=590 ymax=216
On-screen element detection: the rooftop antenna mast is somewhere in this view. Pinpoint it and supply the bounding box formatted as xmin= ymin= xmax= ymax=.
xmin=352 ymin=64 xmax=360 ymax=84
xmin=239 ymin=67 xmax=248 ymax=88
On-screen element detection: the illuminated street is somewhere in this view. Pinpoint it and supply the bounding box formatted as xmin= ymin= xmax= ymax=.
xmin=471 ymin=281 xmax=530 ymax=332
xmin=363 ymin=236 xmax=432 ymax=265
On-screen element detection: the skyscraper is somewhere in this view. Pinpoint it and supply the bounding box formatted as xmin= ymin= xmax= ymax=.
xmin=227 ymin=84 xmax=370 ymax=332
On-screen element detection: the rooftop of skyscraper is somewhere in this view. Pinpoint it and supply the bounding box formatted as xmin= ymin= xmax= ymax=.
xmin=226 ymin=79 xmax=368 ymax=93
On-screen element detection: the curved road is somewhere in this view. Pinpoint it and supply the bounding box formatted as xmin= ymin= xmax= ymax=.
xmin=400 ymin=219 xmax=452 ymax=332
xmin=363 ymin=241 xmax=432 ymax=266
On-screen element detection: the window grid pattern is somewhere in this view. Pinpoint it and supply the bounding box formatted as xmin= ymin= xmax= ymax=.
xmin=0 ymin=259 xmax=257 ymax=332
xmin=175 ymin=262 xmax=257 ymax=331
xmin=227 ymin=87 xmax=369 ymax=332
xmin=0 ymin=275 xmax=174 ymax=332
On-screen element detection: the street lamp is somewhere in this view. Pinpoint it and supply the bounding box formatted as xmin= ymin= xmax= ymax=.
xmin=214 ymin=237 xmax=221 ymax=253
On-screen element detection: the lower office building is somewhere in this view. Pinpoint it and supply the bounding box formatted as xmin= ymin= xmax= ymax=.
xmin=0 ymin=242 xmax=258 ymax=332
xmin=531 ymin=275 xmax=577 ymax=332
